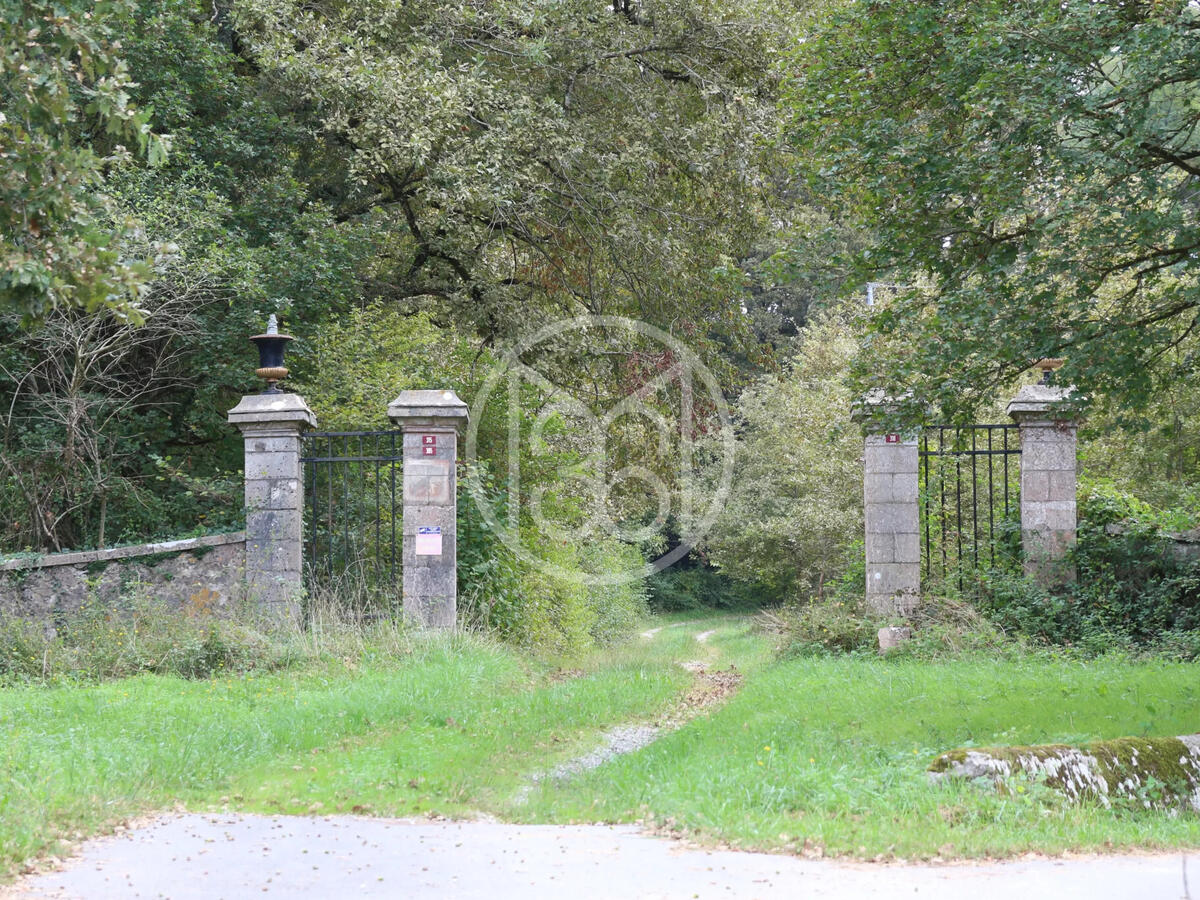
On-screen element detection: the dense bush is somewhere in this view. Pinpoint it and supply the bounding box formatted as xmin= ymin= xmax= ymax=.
xmin=971 ymin=483 xmax=1200 ymax=655
xmin=646 ymin=560 xmax=764 ymax=612
xmin=772 ymin=598 xmax=882 ymax=657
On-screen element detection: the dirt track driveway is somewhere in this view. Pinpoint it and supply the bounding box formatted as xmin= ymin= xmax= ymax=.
xmin=4 ymin=813 xmax=1195 ymax=899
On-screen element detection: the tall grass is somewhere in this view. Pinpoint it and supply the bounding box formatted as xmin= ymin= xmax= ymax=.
xmin=0 ymin=614 xmax=743 ymax=877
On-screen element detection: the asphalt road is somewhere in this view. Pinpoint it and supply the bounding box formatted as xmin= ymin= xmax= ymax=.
xmin=5 ymin=813 xmax=1195 ymax=899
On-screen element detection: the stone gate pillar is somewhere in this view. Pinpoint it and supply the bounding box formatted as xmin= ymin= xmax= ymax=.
xmin=228 ymin=392 xmax=316 ymax=624
xmin=1008 ymin=380 xmax=1078 ymax=586
xmin=858 ymin=393 xmax=921 ymax=621
xmin=388 ymin=390 xmax=469 ymax=629
xmin=864 ymin=430 xmax=921 ymax=618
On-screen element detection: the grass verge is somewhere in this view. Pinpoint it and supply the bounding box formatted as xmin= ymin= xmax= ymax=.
xmin=520 ymin=650 xmax=1200 ymax=858
xmin=0 ymin=614 xmax=757 ymax=878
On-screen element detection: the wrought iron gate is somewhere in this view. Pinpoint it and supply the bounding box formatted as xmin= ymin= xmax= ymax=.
xmin=920 ymin=425 xmax=1021 ymax=591
xmin=301 ymin=430 xmax=403 ymax=610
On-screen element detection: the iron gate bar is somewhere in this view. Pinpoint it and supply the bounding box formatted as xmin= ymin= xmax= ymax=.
xmin=971 ymin=429 xmax=978 ymax=570
xmin=919 ymin=424 xmax=1020 ymax=591
xmin=301 ymin=430 xmax=405 ymax=604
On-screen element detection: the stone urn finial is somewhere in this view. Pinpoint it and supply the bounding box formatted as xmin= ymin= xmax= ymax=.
xmin=249 ymin=315 xmax=294 ymax=394
xmin=1033 ymin=357 xmax=1065 ymax=386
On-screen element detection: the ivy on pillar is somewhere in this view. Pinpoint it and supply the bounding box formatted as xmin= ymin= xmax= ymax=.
xmin=1007 ymin=361 xmax=1078 ymax=587
xmin=387 ymin=390 xmax=469 ymax=629
xmin=227 ymin=316 xmax=316 ymax=625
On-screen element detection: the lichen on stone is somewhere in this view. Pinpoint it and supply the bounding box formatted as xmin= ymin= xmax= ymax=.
xmin=929 ymin=734 xmax=1200 ymax=811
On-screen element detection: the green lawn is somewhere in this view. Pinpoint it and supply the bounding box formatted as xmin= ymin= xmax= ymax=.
xmin=520 ymin=645 xmax=1200 ymax=858
xmin=2 ymin=614 xmax=1199 ymax=877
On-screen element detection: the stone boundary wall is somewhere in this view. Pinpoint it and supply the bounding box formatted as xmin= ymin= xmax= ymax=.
xmin=1103 ymin=523 xmax=1200 ymax=564
xmin=0 ymin=532 xmax=246 ymax=622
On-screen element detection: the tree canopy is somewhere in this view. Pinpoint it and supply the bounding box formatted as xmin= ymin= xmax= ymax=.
xmin=787 ymin=0 xmax=1200 ymax=421
xmin=1 ymin=0 xmax=170 ymax=324
xmin=234 ymin=0 xmax=787 ymax=348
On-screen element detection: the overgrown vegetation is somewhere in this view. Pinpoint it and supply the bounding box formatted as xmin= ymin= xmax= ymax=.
xmin=6 ymin=615 xmax=1199 ymax=878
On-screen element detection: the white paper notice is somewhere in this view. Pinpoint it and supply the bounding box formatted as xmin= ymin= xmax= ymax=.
xmin=415 ymin=526 xmax=442 ymax=556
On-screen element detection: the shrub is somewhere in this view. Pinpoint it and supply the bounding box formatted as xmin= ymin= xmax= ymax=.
xmin=580 ymin=540 xmax=650 ymax=646
xmin=646 ymin=562 xmax=763 ymax=613
xmin=698 ymin=309 xmax=864 ymax=602
xmin=970 ymin=483 xmax=1200 ymax=652
xmin=772 ymin=597 xmax=883 ymax=657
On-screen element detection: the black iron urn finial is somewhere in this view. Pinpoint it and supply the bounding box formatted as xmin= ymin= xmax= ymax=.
xmin=1034 ymin=358 xmax=1064 ymax=386
xmin=249 ymin=314 xmax=294 ymax=394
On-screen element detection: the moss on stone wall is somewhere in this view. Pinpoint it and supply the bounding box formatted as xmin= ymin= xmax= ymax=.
xmin=929 ymin=735 xmax=1200 ymax=811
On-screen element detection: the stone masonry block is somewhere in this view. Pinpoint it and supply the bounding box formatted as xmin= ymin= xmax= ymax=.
xmin=244 ymin=451 xmax=301 ymax=481
xmin=402 ymin=507 xmax=457 ymax=535
xmin=1022 ymin=501 xmax=1076 ymax=531
xmin=403 ymin=538 xmax=458 ymax=569
xmin=404 ymin=565 xmax=456 ymax=596
xmin=1021 ymin=441 xmax=1076 ymax=472
xmin=1047 ymin=470 xmax=1076 ymax=503
xmin=864 ymin=444 xmax=919 ymax=475
xmin=244 ymin=478 xmax=300 ymax=511
xmin=403 ymin=475 xmax=451 ymax=504
xmin=246 ymin=538 xmax=301 ymax=573
xmin=404 ymin=594 xmax=456 ymax=629
xmin=894 ymin=532 xmax=922 ymax=565
xmin=866 ymin=501 xmax=919 ymax=535
xmin=1020 ymin=425 xmax=1076 ymax=444
xmin=246 ymin=509 xmax=301 ymax=543
xmin=864 ymin=434 xmax=918 ymax=449
xmin=1024 ymin=528 xmax=1076 ymax=557
xmin=402 ymin=430 xmax=458 ymax=450
xmin=404 ymin=444 xmax=456 ymax=463
xmin=867 ymin=563 xmax=920 ymax=596
xmin=865 ymin=473 xmax=897 ymax=505
xmin=891 ymin=472 xmax=919 ymax=501
xmin=405 ymin=458 xmax=453 ymax=477
xmin=246 ymin=436 xmax=304 ymax=455
xmin=864 ymin=472 xmax=918 ymax=505
xmin=867 ymin=588 xmax=919 ymax=618
xmin=1022 ymin=470 xmax=1050 ymax=502
xmin=865 ymin=531 xmax=895 ymax=564
xmin=878 ymin=626 xmax=912 ymax=652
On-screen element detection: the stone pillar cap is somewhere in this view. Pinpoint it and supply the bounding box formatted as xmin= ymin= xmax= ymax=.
xmin=227 ymin=392 xmax=317 ymax=428
xmin=388 ymin=389 xmax=469 ymax=432
xmin=1007 ymin=383 xmax=1076 ymax=423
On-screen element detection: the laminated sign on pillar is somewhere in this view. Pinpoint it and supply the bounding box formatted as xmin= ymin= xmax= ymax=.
xmin=387 ymin=390 xmax=469 ymax=629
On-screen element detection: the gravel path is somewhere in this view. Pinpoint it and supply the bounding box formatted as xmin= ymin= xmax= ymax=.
xmin=5 ymin=813 xmax=1196 ymax=900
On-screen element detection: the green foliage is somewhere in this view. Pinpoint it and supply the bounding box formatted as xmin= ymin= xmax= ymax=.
xmin=700 ymin=309 xmax=863 ymax=600
xmin=578 ymin=540 xmax=651 ymax=647
xmin=787 ymin=0 xmax=1200 ymax=422
xmin=776 ymin=598 xmax=881 ymax=657
xmin=1 ymin=0 xmax=170 ymax=323
xmin=471 ymin=534 xmax=649 ymax=657
xmin=971 ymin=484 xmax=1200 ymax=653
xmin=646 ymin=562 xmax=762 ymax=613
xmin=233 ymin=0 xmax=787 ymax=346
